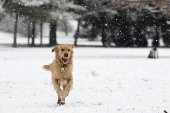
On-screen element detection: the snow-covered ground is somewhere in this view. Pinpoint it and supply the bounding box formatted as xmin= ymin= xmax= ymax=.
xmin=0 ymin=47 xmax=170 ymax=113
xmin=0 ymin=20 xmax=170 ymax=112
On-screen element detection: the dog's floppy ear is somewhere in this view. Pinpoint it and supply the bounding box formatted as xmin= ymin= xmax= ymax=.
xmin=71 ymin=44 xmax=75 ymax=48
xmin=52 ymin=46 xmax=58 ymax=52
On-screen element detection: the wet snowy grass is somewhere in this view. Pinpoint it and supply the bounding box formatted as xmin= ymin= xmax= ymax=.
xmin=0 ymin=47 xmax=170 ymax=113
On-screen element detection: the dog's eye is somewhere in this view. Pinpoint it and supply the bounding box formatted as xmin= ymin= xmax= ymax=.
xmin=61 ymin=49 xmax=64 ymax=51
xmin=68 ymin=49 xmax=70 ymax=51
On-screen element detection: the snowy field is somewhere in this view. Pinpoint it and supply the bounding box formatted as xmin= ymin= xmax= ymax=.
xmin=0 ymin=47 xmax=170 ymax=113
xmin=0 ymin=20 xmax=170 ymax=113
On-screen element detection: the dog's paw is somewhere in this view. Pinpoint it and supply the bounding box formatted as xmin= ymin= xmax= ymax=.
xmin=57 ymin=100 xmax=61 ymax=105
xmin=57 ymin=100 xmax=65 ymax=106
xmin=60 ymin=102 xmax=65 ymax=105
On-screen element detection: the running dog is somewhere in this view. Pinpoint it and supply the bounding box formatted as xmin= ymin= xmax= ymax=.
xmin=43 ymin=44 xmax=75 ymax=105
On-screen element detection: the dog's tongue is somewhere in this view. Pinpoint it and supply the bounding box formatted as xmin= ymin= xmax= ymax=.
xmin=62 ymin=57 xmax=68 ymax=64
xmin=63 ymin=57 xmax=68 ymax=60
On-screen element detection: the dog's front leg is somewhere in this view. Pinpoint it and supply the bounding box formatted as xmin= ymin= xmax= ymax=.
xmin=57 ymin=92 xmax=61 ymax=104
xmin=60 ymin=85 xmax=67 ymax=105
xmin=63 ymin=79 xmax=73 ymax=97
xmin=52 ymin=79 xmax=64 ymax=102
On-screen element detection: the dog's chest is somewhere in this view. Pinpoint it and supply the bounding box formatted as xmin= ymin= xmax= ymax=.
xmin=55 ymin=67 xmax=70 ymax=78
xmin=58 ymin=79 xmax=68 ymax=85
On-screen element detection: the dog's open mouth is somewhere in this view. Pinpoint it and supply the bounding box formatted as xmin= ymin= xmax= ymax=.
xmin=62 ymin=57 xmax=68 ymax=64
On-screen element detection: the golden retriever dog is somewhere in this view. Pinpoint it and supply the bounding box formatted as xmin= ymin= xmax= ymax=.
xmin=43 ymin=44 xmax=75 ymax=105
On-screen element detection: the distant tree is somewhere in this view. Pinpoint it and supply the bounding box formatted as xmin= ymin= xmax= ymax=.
xmin=13 ymin=12 xmax=19 ymax=47
xmin=74 ymin=18 xmax=80 ymax=45
xmin=161 ymin=15 xmax=170 ymax=47
xmin=41 ymin=0 xmax=85 ymax=46
xmin=21 ymin=1 xmax=49 ymax=46
xmin=3 ymin=0 xmax=85 ymax=47
xmin=40 ymin=22 xmax=43 ymax=46
xmin=132 ymin=12 xmax=148 ymax=47
xmin=72 ymin=0 xmax=86 ymax=46
xmin=113 ymin=9 xmax=134 ymax=47
xmin=5 ymin=0 xmax=49 ymax=46
xmin=49 ymin=19 xmax=57 ymax=45
xmin=129 ymin=0 xmax=170 ymax=47
xmin=82 ymin=0 xmax=117 ymax=46
xmin=144 ymin=8 xmax=162 ymax=47
xmin=6 ymin=2 xmax=22 ymax=47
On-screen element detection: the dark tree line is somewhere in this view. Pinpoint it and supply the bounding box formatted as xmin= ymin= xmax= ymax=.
xmin=1 ymin=0 xmax=170 ymax=47
xmin=75 ymin=0 xmax=170 ymax=47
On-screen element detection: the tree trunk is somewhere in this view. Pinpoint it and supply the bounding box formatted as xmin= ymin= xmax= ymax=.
xmin=102 ymin=26 xmax=107 ymax=47
xmin=89 ymin=22 xmax=96 ymax=41
xmin=110 ymin=27 xmax=115 ymax=44
xmin=152 ymin=24 xmax=160 ymax=47
xmin=31 ymin=21 xmax=36 ymax=46
xmin=13 ymin=13 xmax=18 ymax=47
xmin=65 ymin=21 xmax=68 ymax=36
xmin=40 ymin=22 xmax=43 ymax=46
xmin=49 ymin=20 xmax=57 ymax=46
xmin=74 ymin=19 xmax=80 ymax=46
xmin=27 ymin=21 xmax=31 ymax=44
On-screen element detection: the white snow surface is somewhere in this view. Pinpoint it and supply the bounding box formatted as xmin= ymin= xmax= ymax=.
xmin=0 ymin=47 xmax=170 ymax=113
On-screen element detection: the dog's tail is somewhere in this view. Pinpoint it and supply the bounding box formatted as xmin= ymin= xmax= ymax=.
xmin=42 ymin=64 xmax=52 ymax=71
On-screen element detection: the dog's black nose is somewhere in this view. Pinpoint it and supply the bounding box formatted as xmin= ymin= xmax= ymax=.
xmin=64 ymin=53 xmax=68 ymax=57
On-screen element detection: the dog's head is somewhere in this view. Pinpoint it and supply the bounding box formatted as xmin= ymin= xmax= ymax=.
xmin=52 ymin=44 xmax=75 ymax=64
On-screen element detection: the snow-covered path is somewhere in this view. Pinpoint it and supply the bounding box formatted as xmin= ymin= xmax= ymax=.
xmin=0 ymin=47 xmax=170 ymax=113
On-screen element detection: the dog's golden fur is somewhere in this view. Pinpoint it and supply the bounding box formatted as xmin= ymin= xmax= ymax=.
xmin=43 ymin=44 xmax=75 ymax=105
